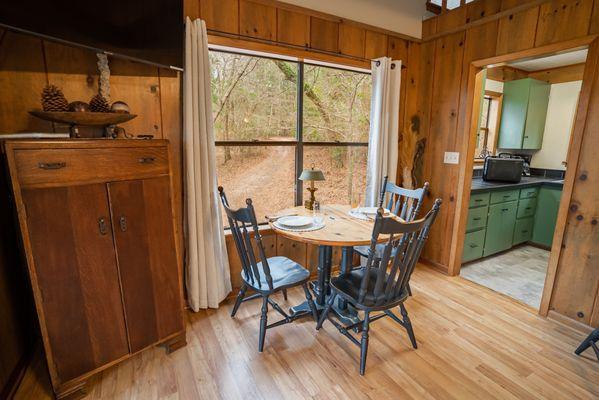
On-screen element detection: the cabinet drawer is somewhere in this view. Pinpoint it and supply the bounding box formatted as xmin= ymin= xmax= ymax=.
xmin=490 ymin=189 xmax=519 ymax=204
xmin=470 ymin=192 xmax=490 ymax=208
xmin=517 ymin=198 xmax=536 ymax=219
xmin=513 ymin=217 xmax=533 ymax=245
xmin=466 ymin=206 xmax=488 ymax=232
xmin=463 ymin=229 xmax=485 ymax=263
xmin=13 ymin=146 xmax=169 ymax=188
xmin=519 ymin=187 xmax=538 ymax=199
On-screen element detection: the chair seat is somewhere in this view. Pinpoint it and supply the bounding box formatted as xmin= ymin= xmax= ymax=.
xmin=331 ymin=267 xmax=408 ymax=308
xmin=242 ymin=256 xmax=310 ymax=292
xmin=354 ymin=243 xmax=398 ymax=259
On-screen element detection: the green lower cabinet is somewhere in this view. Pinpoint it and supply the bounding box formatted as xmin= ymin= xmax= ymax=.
xmin=483 ymin=201 xmax=517 ymax=257
xmin=463 ymin=229 xmax=485 ymax=262
xmin=532 ymin=186 xmax=563 ymax=247
xmin=513 ymin=217 xmax=534 ymax=245
xmin=517 ymin=197 xmax=537 ymax=219
xmin=466 ymin=206 xmax=488 ymax=232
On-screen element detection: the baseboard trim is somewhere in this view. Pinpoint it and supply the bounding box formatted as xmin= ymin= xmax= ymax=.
xmin=547 ymin=310 xmax=595 ymax=334
xmin=419 ymin=258 xmax=449 ymax=275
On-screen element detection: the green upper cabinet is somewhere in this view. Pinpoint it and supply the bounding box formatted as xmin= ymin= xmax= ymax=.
xmin=523 ymin=80 xmax=551 ymax=149
xmin=497 ymin=78 xmax=550 ymax=150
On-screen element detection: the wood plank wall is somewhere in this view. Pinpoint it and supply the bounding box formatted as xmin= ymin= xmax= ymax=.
xmin=416 ymin=0 xmax=599 ymax=328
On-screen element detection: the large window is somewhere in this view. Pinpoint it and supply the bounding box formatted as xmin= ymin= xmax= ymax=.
xmin=210 ymin=50 xmax=372 ymax=223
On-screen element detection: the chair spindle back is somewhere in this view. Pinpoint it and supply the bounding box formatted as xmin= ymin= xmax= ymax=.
xmin=378 ymin=176 xmax=429 ymax=222
xmin=359 ymin=199 xmax=442 ymax=305
xmin=218 ymin=187 xmax=273 ymax=290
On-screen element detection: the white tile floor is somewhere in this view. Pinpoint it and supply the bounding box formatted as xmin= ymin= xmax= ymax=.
xmin=460 ymin=245 xmax=550 ymax=309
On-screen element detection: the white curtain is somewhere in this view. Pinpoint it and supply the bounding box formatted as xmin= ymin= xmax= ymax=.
xmin=183 ymin=18 xmax=232 ymax=311
xmin=365 ymin=57 xmax=402 ymax=206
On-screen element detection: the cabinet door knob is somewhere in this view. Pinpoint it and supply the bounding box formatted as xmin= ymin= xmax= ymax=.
xmin=119 ymin=216 xmax=128 ymax=232
xmin=98 ymin=217 xmax=108 ymax=235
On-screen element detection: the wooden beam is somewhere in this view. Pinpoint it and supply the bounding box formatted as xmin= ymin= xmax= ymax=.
xmin=528 ymin=62 xmax=586 ymax=83
xmin=486 ymin=65 xmax=528 ymax=82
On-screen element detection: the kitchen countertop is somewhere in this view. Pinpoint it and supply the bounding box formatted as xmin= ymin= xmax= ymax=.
xmin=471 ymin=176 xmax=564 ymax=193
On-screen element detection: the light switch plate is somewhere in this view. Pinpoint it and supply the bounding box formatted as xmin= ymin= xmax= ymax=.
xmin=444 ymin=151 xmax=459 ymax=164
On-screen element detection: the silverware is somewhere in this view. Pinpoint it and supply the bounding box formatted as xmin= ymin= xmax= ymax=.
xmin=266 ymin=213 xmax=298 ymax=222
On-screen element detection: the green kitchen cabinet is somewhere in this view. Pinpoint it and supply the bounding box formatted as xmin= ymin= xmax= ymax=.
xmin=483 ymin=201 xmax=517 ymax=257
xmin=532 ymin=186 xmax=563 ymax=247
xmin=466 ymin=206 xmax=488 ymax=232
xmin=463 ymin=229 xmax=486 ymax=262
xmin=517 ymin=197 xmax=537 ymax=219
xmin=513 ymin=217 xmax=534 ymax=245
xmin=497 ymin=78 xmax=550 ymax=150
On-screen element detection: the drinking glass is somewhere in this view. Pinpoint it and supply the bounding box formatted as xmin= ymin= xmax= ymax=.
xmin=313 ymin=201 xmax=324 ymax=226
xmin=351 ymin=192 xmax=362 ymax=209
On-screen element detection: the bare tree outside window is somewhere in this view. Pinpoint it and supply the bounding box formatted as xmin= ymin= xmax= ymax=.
xmin=210 ymin=50 xmax=372 ymax=223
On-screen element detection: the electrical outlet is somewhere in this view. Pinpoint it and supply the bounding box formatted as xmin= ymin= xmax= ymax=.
xmin=444 ymin=151 xmax=459 ymax=164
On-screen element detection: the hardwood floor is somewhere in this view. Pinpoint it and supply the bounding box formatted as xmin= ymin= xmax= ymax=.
xmin=15 ymin=265 xmax=599 ymax=400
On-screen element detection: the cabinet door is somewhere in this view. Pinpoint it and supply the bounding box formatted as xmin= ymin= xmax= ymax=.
xmin=462 ymin=229 xmax=486 ymax=263
xmin=532 ymin=186 xmax=562 ymax=247
xmin=523 ymin=79 xmax=550 ymax=150
xmin=498 ymin=79 xmax=530 ymax=149
xmin=517 ymin=198 xmax=537 ymax=219
xmin=483 ymin=201 xmax=517 ymax=257
xmin=22 ymin=184 xmax=129 ymax=382
xmin=513 ymin=217 xmax=534 ymax=245
xmin=108 ymin=177 xmax=183 ymax=353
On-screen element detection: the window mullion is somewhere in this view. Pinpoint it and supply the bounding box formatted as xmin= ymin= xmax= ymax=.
xmin=295 ymin=62 xmax=304 ymax=207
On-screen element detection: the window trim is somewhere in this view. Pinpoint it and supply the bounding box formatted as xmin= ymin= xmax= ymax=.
xmin=210 ymin=48 xmax=371 ymax=215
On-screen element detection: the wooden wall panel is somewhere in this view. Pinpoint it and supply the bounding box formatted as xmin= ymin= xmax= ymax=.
xmin=422 ymin=18 xmax=437 ymax=37
xmin=591 ymin=0 xmax=599 ymax=35
xmin=496 ymin=3 xmax=539 ymax=55
xmin=239 ymin=0 xmax=277 ymax=41
xmin=548 ymin=38 xmax=599 ymax=326
xmin=364 ymin=30 xmax=388 ymax=60
xmin=310 ymin=17 xmax=340 ymax=53
xmin=387 ymin=37 xmax=409 ymax=64
xmin=465 ymin=0 xmax=501 ymax=24
xmin=338 ymin=23 xmax=366 ymax=58
xmin=421 ymin=32 xmax=465 ymax=266
xmin=277 ymin=236 xmax=307 ymax=266
xmin=535 ymin=0 xmax=593 ymax=46
xmin=109 ymin=59 xmax=162 ymax=137
xmin=528 ymin=63 xmax=585 ymax=83
xmin=436 ymin=6 xmax=467 ymax=32
xmin=276 ymin=9 xmax=310 ymax=47
xmin=0 ymin=31 xmax=51 ymax=134
xmin=200 ymin=0 xmax=239 ymax=34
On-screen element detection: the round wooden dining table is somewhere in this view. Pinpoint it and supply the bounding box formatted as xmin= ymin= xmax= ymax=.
xmin=270 ymin=204 xmax=387 ymax=325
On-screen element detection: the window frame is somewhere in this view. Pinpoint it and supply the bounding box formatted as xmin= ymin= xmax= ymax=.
xmin=211 ymin=49 xmax=371 ymax=217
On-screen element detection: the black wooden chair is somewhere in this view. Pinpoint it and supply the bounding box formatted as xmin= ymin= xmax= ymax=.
xmin=354 ymin=177 xmax=429 ymax=259
xmin=218 ymin=187 xmax=318 ymax=352
xmin=317 ymin=199 xmax=442 ymax=375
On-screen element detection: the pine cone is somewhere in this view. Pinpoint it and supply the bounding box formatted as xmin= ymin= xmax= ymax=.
xmin=41 ymin=85 xmax=69 ymax=112
xmin=89 ymin=93 xmax=110 ymax=112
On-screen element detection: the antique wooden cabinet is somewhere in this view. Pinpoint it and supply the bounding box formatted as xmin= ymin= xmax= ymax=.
xmin=3 ymin=140 xmax=185 ymax=399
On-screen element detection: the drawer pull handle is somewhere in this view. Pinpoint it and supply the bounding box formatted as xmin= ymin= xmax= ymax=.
xmin=469 ymin=244 xmax=478 ymax=248
xmin=98 ymin=217 xmax=108 ymax=235
xmin=525 ymin=207 xmax=532 ymax=210
xmin=139 ymin=157 xmax=155 ymax=164
xmin=501 ymin=208 xmax=509 ymax=212
xmin=503 ymin=195 xmax=510 ymax=198
xmin=119 ymin=216 xmax=127 ymax=232
xmin=474 ymin=199 xmax=483 ymax=202
xmin=473 ymin=217 xmax=481 ymax=221
xmin=521 ymin=230 xmax=528 ymax=233
xmin=38 ymin=162 xmax=66 ymax=170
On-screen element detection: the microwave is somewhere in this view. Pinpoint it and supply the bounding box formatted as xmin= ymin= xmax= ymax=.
xmin=483 ymin=157 xmax=524 ymax=183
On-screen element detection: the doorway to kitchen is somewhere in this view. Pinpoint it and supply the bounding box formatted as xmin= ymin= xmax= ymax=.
xmin=456 ymin=48 xmax=588 ymax=310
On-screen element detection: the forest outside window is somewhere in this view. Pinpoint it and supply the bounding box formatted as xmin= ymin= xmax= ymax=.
xmin=210 ymin=50 xmax=372 ymax=223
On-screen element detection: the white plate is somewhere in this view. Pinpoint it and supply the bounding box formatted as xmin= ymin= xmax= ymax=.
xmin=356 ymin=207 xmax=390 ymax=215
xmin=277 ymin=215 xmax=314 ymax=228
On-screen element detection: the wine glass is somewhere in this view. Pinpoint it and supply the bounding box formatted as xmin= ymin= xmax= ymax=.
xmin=313 ymin=201 xmax=324 ymax=226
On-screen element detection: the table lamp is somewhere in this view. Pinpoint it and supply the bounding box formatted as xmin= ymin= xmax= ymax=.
xmin=299 ymin=165 xmax=325 ymax=210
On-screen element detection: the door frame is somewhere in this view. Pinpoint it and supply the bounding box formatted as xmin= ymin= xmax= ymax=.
xmin=447 ymin=35 xmax=598 ymax=318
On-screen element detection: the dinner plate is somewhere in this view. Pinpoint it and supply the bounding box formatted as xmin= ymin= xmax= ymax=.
xmin=356 ymin=207 xmax=390 ymax=215
xmin=277 ymin=215 xmax=313 ymax=228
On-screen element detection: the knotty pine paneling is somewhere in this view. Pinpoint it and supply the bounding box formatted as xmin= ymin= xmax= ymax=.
xmin=591 ymin=0 xmax=599 ymax=35
xmin=421 ymin=32 xmax=465 ymax=267
xmin=199 ymin=0 xmax=239 ymax=34
xmin=338 ymin=23 xmax=366 ymax=59
xmin=310 ymin=17 xmax=339 ymax=53
xmin=465 ymin=0 xmax=501 ymax=24
xmin=495 ymin=3 xmax=539 ymax=55
xmin=239 ymin=0 xmax=277 ymax=41
xmin=276 ymin=8 xmax=310 ymax=47
xmin=364 ymin=30 xmax=388 ymax=60
xmin=436 ymin=6 xmax=467 ymax=33
xmin=535 ymin=0 xmax=593 ymax=47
